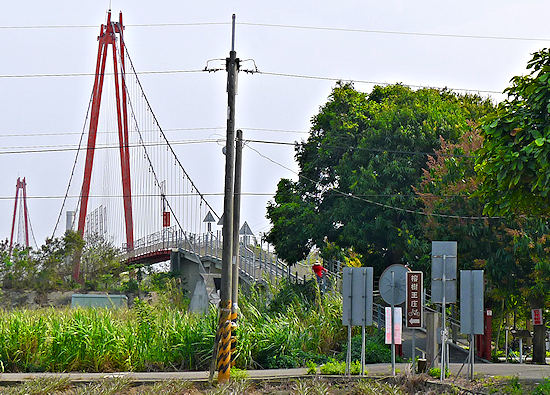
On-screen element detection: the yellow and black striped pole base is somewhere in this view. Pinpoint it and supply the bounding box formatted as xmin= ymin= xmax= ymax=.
xmin=229 ymin=307 xmax=238 ymax=367
xmin=216 ymin=301 xmax=232 ymax=383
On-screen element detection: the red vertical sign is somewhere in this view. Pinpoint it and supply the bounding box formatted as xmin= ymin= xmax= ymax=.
xmin=532 ymin=308 xmax=543 ymax=326
xmin=163 ymin=211 xmax=170 ymax=227
xmin=406 ymin=271 xmax=423 ymax=328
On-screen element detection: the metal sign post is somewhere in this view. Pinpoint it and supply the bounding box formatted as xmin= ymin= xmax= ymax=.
xmin=460 ymin=270 xmax=484 ymax=380
xmin=406 ymin=271 xmax=423 ymax=373
xmin=379 ymin=264 xmax=408 ymax=376
xmin=431 ymin=241 xmax=457 ymax=381
xmin=342 ymin=267 xmax=374 ymax=376
xmin=391 ymin=270 xmax=395 ymax=376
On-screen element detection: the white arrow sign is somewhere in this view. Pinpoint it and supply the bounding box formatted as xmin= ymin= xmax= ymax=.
xmin=409 ymin=318 xmax=420 ymax=325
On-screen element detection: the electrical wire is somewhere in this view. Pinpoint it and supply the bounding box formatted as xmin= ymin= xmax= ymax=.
xmin=0 ymin=139 xmax=224 ymax=155
xmin=0 ymin=126 xmax=305 ymax=138
xmin=238 ymin=22 xmax=550 ymax=42
xmin=244 ymin=143 xmax=501 ymax=221
xmin=0 ymin=67 xmax=504 ymax=95
xmin=1 ymin=20 xmax=548 ymax=43
xmin=255 ymin=71 xmax=503 ymax=94
xmin=243 ymin=138 xmax=474 ymax=158
xmin=0 ymin=192 xmax=481 ymax=200
xmin=0 ymin=22 xmax=229 ymax=29
xmin=0 ymin=69 xmax=205 ymax=78
xmin=0 ymin=67 xmax=505 ymax=95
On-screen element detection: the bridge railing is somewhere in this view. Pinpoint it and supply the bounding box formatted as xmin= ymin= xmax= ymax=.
xmin=122 ymin=229 xmax=342 ymax=287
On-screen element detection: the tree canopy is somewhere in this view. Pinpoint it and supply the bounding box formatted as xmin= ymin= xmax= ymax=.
xmin=476 ymin=48 xmax=550 ymax=216
xmin=266 ymin=83 xmax=492 ymax=272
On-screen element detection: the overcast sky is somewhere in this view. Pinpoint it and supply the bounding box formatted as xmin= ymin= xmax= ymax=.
xmin=1 ymin=0 xmax=549 ymax=247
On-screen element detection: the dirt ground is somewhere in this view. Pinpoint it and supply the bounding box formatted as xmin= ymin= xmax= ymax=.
xmin=0 ymin=374 xmax=545 ymax=395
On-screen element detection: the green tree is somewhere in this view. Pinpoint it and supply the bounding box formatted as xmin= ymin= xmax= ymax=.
xmin=476 ymin=48 xmax=550 ymax=216
xmin=415 ymin=128 xmax=550 ymax=352
xmin=475 ymin=48 xmax=550 ymax=364
xmin=267 ymin=83 xmax=492 ymax=273
xmin=80 ymin=233 xmax=121 ymax=291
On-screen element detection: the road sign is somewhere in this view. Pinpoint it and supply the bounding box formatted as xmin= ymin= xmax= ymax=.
xmin=431 ymin=240 xmax=457 ymax=381
xmin=460 ymin=270 xmax=484 ymax=335
xmin=163 ymin=211 xmax=170 ymax=227
xmin=379 ymin=264 xmax=409 ymax=305
xmin=460 ymin=270 xmax=484 ymax=380
xmin=342 ymin=267 xmax=374 ymax=377
xmin=385 ymin=307 xmax=402 ymax=344
xmin=532 ymin=309 xmax=543 ymax=326
xmin=342 ymin=267 xmax=374 ymax=326
xmin=431 ymin=241 xmax=457 ymax=303
xmin=406 ymin=271 xmax=423 ymax=328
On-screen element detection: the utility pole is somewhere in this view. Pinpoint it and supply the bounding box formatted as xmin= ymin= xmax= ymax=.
xmin=230 ymin=129 xmax=243 ymax=366
xmin=231 ymin=129 xmax=243 ymax=309
xmin=217 ymin=14 xmax=239 ymax=384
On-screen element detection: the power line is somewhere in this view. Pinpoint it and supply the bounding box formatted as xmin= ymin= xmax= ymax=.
xmin=0 ymin=136 xmax=475 ymax=159
xmin=238 ymin=22 xmax=550 ymax=42
xmin=0 ymin=126 xmax=307 ymax=138
xmin=0 ymin=192 xmax=275 ymax=200
xmin=1 ymin=20 xmax=548 ymax=43
xmin=244 ymin=138 xmax=474 ymax=158
xmin=0 ymin=22 xmax=229 ymax=30
xmin=256 ymin=71 xmax=504 ymax=95
xmin=244 ymin=143 xmax=500 ymax=221
xmin=0 ymin=138 xmax=224 ymax=155
xmin=0 ymin=69 xmax=205 ymax=79
xmin=0 ymin=66 xmax=504 ymax=94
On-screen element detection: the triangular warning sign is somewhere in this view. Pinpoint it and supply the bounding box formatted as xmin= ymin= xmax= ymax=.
xmin=203 ymin=211 xmax=216 ymax=223
xmin=239 ymin=221 xmax=253 ymax=236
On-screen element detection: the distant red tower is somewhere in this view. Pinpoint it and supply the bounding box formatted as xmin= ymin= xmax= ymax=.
xmin=76 ymin=10 xmax=134 ymax=281
xmin=9 ymin=177 xmax=30 ymax=252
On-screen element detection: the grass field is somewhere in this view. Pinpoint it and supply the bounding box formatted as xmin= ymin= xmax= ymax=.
xmin=0 ymin=279 xmax=347 ymax=373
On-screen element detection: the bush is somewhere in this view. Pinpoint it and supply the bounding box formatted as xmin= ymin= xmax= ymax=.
xmin=260 ymin=349 xmax=329 ymax=369
xmin=319 ymin=359 xmax=361 ymax=375
xmin=427 ymin=367 xmax=449 ymax=379
xmin=339 ymin=333 xmax=393 ymax=363
xmin=533 ymin=378 xmax=550 ymax=395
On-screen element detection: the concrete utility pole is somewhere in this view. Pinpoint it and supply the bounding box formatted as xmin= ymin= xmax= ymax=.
xmin=217 ymin=14 xmax=239 ymax=384
xmin=231 ymin=129 xmax=243 ymax=311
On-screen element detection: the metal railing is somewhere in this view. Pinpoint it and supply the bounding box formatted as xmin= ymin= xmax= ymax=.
xmin=121 ymin=229 xmax=344 ymax=287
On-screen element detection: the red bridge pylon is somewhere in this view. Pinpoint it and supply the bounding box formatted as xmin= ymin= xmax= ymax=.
xmin=9 ymin=177 xmax=30 ymax=253
xmin=75 ymin=10 xmax=134 ymax=281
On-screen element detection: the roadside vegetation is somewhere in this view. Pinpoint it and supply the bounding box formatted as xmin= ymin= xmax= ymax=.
xmin=0 ymin=278 xmax=393 ymax=373
xmin=266 ymin=48 xmax=550 ymax=362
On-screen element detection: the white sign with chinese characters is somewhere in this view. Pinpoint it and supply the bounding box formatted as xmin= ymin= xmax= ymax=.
xmin=406 ymin=271 xmax=423 ymax=328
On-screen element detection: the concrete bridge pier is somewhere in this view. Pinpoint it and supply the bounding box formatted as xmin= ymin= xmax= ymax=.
xmin=170 ymin=248 xmax=220 ymax=313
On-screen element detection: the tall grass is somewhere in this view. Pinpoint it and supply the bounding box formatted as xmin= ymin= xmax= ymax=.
xmin=0 ymin=279 xmax=347 ymax=372
xmin=0 ymin=305 xmax=217 ymax=372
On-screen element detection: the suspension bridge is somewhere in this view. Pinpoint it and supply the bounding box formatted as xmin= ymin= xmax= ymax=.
xmin=33 ymin=10 xmax=307 ymax=303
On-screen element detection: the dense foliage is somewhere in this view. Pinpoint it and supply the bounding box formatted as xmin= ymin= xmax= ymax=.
xmin=267 ymin=83 xmax=492 ymax=273
xmin=476 ymin=48 xmax=550 ymax=216
xmin=473 ymin=48 xmax=550 ymax=363
xmin=0 ymin=231 xmax=126 ymax=292
xmin=0 ymin=280 xmax=394 ymax=373
xmin=415 ymin=128 xmax=550 ymax=346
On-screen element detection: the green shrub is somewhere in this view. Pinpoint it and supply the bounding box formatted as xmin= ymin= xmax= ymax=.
xmin=320 ymin=359 xmax=361 ymax=375
xmin=427 ymin=367 xmax=449 ymax=379
xmin=533 ymin=378 xmax=550 ymax=395
xmin=339 ymin=333 xmax=393 ymax=363
xmin=306 ymin=360 xmax=317 ymax=374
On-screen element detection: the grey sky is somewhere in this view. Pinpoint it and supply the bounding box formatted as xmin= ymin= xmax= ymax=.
xmin=1 ymin=0 xmax=548 ymax=246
